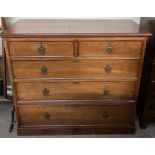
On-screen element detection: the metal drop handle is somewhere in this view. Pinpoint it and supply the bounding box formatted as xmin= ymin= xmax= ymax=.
xmin=38 ymin=42 xmax=46 ymax=55
xmin=103 ymin=88 xmax=110 ymax=95
xmin=107 ymin=42 xmax=113 ymax=54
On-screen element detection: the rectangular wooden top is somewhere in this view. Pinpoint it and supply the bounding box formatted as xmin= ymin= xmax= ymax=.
xmin=2 ymin=19 xmax=151 ymax=37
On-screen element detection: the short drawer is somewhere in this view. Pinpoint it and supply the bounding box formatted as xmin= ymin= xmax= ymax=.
xmin=145 ymin=96 xmax=155 ymax=109
xmin=17 ymin=104 xmax=134 ymax=126
xmin=150 ymin=82 xmax=155 ymax=94
xmin=79 ymin=41 xmax=142 ymax=57
xmin=151 ymin=65 xmax=155 ymax=80
xmin=12 ymin=59 xmax=139 ymax=79
xmin=145 ymin=109 xmax=155 ymax=118
xmin=9 ymin=41 xmax=74 ymax=57
xmin=16 ymin=81 xmax=136 ymax=101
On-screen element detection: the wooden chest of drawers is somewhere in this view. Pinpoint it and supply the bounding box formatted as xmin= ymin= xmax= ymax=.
xmin=2 ymin=19 xmax=150 ymax=135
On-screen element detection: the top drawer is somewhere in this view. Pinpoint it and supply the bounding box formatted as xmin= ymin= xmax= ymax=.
xmin=8 ymin=40 xmax=143 ymax=57
xmin=79 ymin=41 xmax=142 ymax=57
xmin=9 ymin=41 xmax=74 ymax=57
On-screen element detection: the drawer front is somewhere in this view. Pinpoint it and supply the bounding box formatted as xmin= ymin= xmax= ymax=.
xmin=79 ymin=41 xmax=142 ymax=57
xmin=9 ymin=41 xmax=74 ymax=57
xmin=145 ymin=96 xmax=155 ymax=109
xmin=151 ymin=65 xmax=155 ymax=80
xmin=145 ymin=109 xmax=155 ymax=118
xmin=18 ymin=104 xmax=134 ymax=126
xmin=149 ymin=81 xmax=155 ymax=95
xmin=12 ymin=59 xmax=139 ymax=79
xmin=16 ymin=81 xmax=136 ymax=100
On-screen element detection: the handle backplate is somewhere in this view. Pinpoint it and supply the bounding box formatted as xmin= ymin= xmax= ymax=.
xmin=104 ymin=65 xmax=112 ymax=73
xmin=40 ymin=66 xmax=48 ymax=74
xmin=102 ymin=112 xmax=109 ymax=119
xmin=44 ymin=112 xmax=51 ymax=120
xmin=42 ymin=88 xmax=50 ymax=96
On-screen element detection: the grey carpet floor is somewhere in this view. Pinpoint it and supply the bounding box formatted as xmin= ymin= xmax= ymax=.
xmin=0 ymin=103 xmax=155 ymax=138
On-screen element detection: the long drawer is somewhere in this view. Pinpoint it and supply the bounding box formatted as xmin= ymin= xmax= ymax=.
xmin=9 ymin=41 xmax=74 ymax=57
xmin=79 ymin=41 xmax=142 ymax=57
xmin=17 ymin=104 xmax=134 ymax=126
xmin=16 ymin=81 xmax=136 ymax=100
xmin=12 ymin=59 xmax=139 ymax=79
